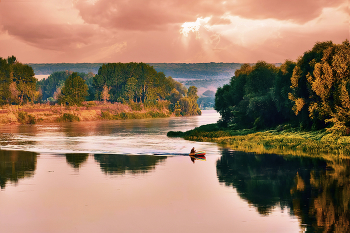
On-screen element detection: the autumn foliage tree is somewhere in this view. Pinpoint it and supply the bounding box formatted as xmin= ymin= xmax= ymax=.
xmin=289 ymin=40 xmax=350 ymax=132
xmin=307 ymin=41 xmax=350 ymax=133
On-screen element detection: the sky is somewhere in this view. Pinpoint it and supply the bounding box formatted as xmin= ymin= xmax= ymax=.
xmin=0 ymin=0 xmax=348 ymax=63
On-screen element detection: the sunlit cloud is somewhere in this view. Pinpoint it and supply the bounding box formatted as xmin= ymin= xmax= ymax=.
xmin=86 ymin=0 xmax=99 ymax=5
xmin=180 ymin=17 xmax=211 ymax=38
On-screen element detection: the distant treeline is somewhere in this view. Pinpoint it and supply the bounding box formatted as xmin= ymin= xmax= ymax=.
xmin=0 ymin=58 xmax=201 ymax=116
xmin=29 ymin=62 xmax=255 ymax=109
xmin=29 ymin=62 xmax=252 ymax=91
xmin=29 ymin=62 xmax=243 ymax=78
xmin=215 ymin=40 xmax=350 ymax=134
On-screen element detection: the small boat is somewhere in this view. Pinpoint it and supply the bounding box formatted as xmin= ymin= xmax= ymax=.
xmin=189 ymin=151 xmax=206 ymax=157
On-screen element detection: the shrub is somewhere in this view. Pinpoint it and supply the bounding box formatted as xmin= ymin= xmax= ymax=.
xmin=167 ymin=131 xmax=184 ymax=137
xmin=101 ymin=111 xmax=115 ymax=120
xmin=130 ymin=102 xmax=143 ymax=111
xmin=58 ymin=113 xmax=80 ymax=122
xmin=17 ymin=111 xmax=36 ymax=124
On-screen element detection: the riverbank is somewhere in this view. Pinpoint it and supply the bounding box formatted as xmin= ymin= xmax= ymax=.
xmin=0 ymin=102 xmax=172 ymax=125
xmin=168 ymin=123 xmax=350 ymax=158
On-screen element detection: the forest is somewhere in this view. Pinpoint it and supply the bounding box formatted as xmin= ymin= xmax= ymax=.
xmin=0 ymin=59 xmax=201 ymax=117
xmin=215 ymin=40 xmax=350 ymax=134
xmin=29 ymin=62 xmax=253 ymax=109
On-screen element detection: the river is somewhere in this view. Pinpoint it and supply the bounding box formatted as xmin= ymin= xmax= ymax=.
xmin=0 ymin=110 xmax=349 ymax=233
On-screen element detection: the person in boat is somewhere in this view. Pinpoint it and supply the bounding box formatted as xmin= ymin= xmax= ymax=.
xmin=190 ymin=147 xmax=196 ymax=154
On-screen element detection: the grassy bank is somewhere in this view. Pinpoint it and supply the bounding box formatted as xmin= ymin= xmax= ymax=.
xmin=168 ymin=123 xmax=350 ymax=159
xmin=0 ymin=101 xmax=171 ymax=125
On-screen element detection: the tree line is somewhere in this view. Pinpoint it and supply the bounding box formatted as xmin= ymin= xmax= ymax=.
xmin=0 ymin=56 xmax=39 ymax=105
xmin=0 ymin=59 xmax=201 ymax=116
xmin=215 ymin=40 xmax=350 ymax=133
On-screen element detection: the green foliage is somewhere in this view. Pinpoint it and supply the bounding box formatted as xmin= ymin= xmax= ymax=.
xmin=214 ymin=40 xmax=350 ymax=133
xmin=92 ymin=62 xmax=200 ymax=116
xmin=37 ymin=71 xmax=69 ymax=101
xmin=37 ymin=71 xmax=94 ymax=102
xmin=289 ymin=41 xmax=336 ymax=129
xmin=17 ymin=111 xmax=36 ymax=124
xmin=93 ymin=63 xmax=171 ymax=103
xmin=290 ymin=40 xmax=350 ymax=130
xmin=57 ymin=113 xmax=80 ymax=122
xmin=58 ymin=72 xmax=88 ymax=106
xmin=0 ymin=58 xmax=11 ymax=105
xmin=100 ymin=111 xmax=115 ymax=120
xmin=215 ymin=62 xmax=281 ymax=129
xmin=167 ymin=131 xmax=184 ymax=137
xmin=0 ymin=56 xmax=38 ymax=105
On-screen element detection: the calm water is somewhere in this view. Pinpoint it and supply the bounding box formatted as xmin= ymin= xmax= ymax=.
xmin=0 ymin=110 xmax=349 ymax=233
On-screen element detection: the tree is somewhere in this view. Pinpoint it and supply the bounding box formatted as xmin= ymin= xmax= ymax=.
xmin=58 ymin=72 xmax=88 ymax=106
xmin=124 ymin=77 xmax=137 ymax=103
xmin=305 ymin=40 xmax=350 ymax=133
xmin=12 ymin=62 xmax=37 ymax=104
xmin=272 ymin=60 xmax=297 ymax=123
xmin=215 ymin=62 xmax=278 ymax=128
xmin=37 ymin=71 xmax=94 ymax=102
xmin=187 ymin=86 xmax=201 ymax=115
xmin=0 ymin=58 xmax=11 ymax=105
xmin=101 ymin=85 xmax=111 ymax=104
xmin=0 ymin=56 xmax=38 ymax=105
xmin=289 ymin=41 xmax=334 ymax=129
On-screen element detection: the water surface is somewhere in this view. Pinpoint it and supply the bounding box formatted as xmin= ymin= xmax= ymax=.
xmin=1 ymin=110 xmax=348 ymax=233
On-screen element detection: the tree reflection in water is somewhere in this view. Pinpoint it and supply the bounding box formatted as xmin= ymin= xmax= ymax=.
xmin=216 ymin=149 xmax=350 ymax=232
xmin=0 ymin=150 xmax=37 ymax=189
xmin=65 ymin=153 xmax=89 ymax=170
xmin=94 ymin=154 xmax=167 ymax=175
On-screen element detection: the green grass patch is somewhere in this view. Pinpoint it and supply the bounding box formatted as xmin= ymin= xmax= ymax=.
xmin=169 ymin=123 xmax=350 ymax=158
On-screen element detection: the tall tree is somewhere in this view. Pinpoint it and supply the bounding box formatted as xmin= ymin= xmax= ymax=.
xmin=289 ymin=41 xmax=334 ymax=129
xmin=0 ymin=56 xmax=38 ymax=105
xmin=58 ymin=72 xmax=88 ymax=106
xmin=306 ymin=40 xmax=350 ymax=133
xmin=101 ymin=85 xmax=111 ymax=104
xmin=12 ymin=62 xmax=37 ymax=104
xmin=0 ymin=58 xmax=11 ymax=105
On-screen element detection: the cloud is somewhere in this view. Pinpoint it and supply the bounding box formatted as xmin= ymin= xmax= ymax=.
xmin=227 ymin=0 xmax=345 ymax=23
xmin=73 ymin=0 xmax=347 ymax=32
xmin=0 ymin=0 xmax=348 ymax=63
